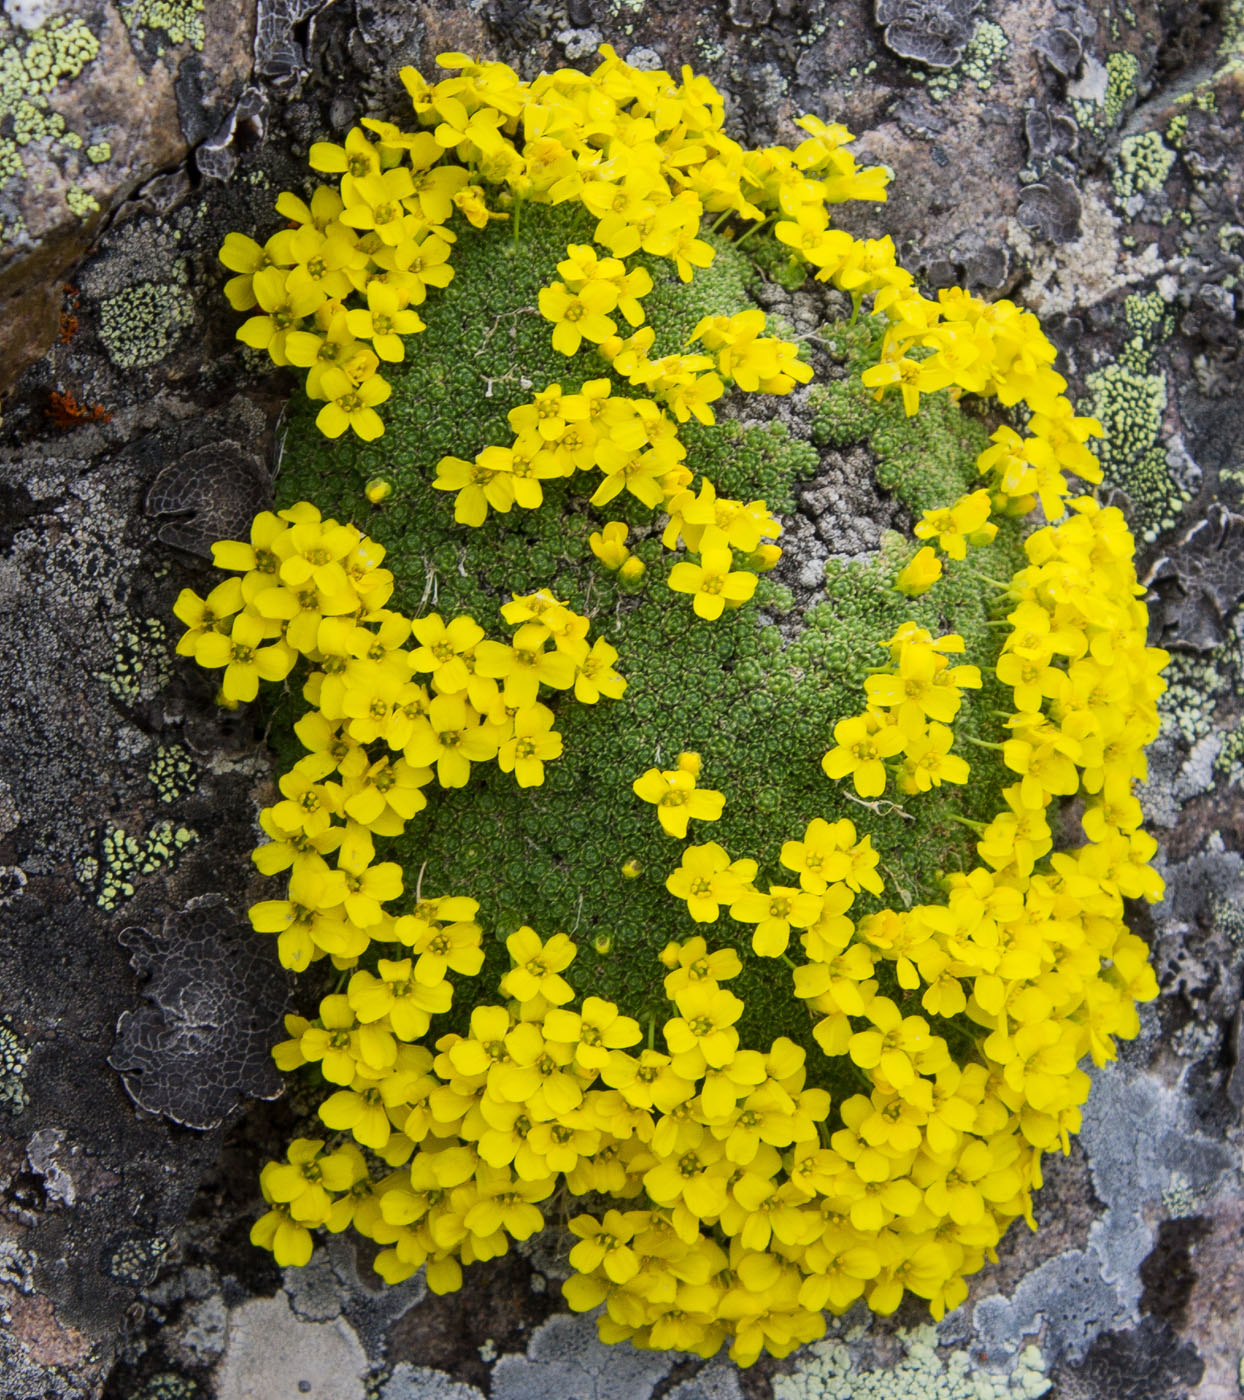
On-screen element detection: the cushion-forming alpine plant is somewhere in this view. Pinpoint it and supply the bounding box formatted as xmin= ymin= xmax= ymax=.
xmin=177 ymin=46 xmax=1168 ymax=1366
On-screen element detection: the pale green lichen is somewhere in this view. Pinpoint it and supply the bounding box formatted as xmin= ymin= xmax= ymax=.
xmin=1160 ymin=637 xmax=1244 ymax=746
xmin=1072 ymin=50 xmax=1140 ymax=131
xmin=147 ymin=743 xmax=199 ymax=804
xmin=773 ymin=1325 xmax=1050 ymax=1400
xmin=106 ymin=1233 xmax=169 ymax=1285
xmin=0 ymin=1021 xmax=30 ymax=1116
xmin=1124 ymin=290 xmax=1168 ymax=337
xmin=919 ymin=18 xmax=1009 ymax=99
xmin=95 ymin=820 xmax=198 ymax=910
xmin=135 ymin=1374 xmax=199 ymax=1400
xmin=1161 ymin=1169 xmax=1205 ymax=1217
xmin=86 ymin=140 xmax=111 ymax=163
xmin=1217 ymin=0 xmax=1244 ymax=74
xmin=65 ymin=182 xmax=98 ymax=217
xmin=0 ymin=16 xmax=101 ymax=215
xmin=1085 ymin=363 xmax=1185 ymax=540
xmin=122 ymin=0 xmax=205 ymax=51
xmin=1166 ymin=113 xmax=1188 ymax=145
xmin=98 ymin=275 xmax=196 ymax=369
xmin=1106 ymin=50 xmax=1140 ymax=116
xmin=0 ymin=140 xmax=24 ymax=181
xmin=961 ymin=20 xmax=1008 ymax=88
xmin=1214 ymin=719 xmax=1244 ymax=787
xmin=1113 ymin=130 xmax=1176 ymax=203
xmin=101 ymin=617 xmax=173 ymax=703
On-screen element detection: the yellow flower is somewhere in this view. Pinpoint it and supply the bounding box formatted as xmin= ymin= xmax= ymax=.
xmin=402 ymin=694 xmax=500 ymax=788
xmin=568 ymin=1210 xmax=645 ymax=1284
xmin=664 ymin=982 xmax=744 ymax=1071
xmin=589 ymin=520 xmax=632 ymax=570
xmin=729 ymin=885 xmax=822 ymax=957
xmin=498 ymin=703 xmax=563 ymax=787
xmin=192 ymin=612 xmax=296 ymax=704
xmin=348 ymin=958 xmax=452 ymax=1040
xmin=895 ymin=545 xmax=943 ymax=597
xmin=632 ymin=766 xmax=725 ymax=839
xmin=314 ymin=365 xmax=391 ymax=441
xmin=898 ymin=723 xmax=970 ymax=792
xmin=409 ymin=612 xmax=487 ymax=695
xmin=250 ymin=1199 xmax=313 ymax=1267
xmin=914 ymin=489 xmax=996 ymax=560
xmin=665 ymin=844 xmax=755 ymax=923
xmin=173 ymin=577 xmax=244 ymax=658
xmin=821 ymin=711 xmax=905 ymax=798
xmin=574 ymin=638 xmax=627 ymax=704
xmin=538 ymin=279 xmax=618 ymax=355
xmin=543 ymin=996 xmax=643 ymax=1072
xmin=345 ymin=280 xmax=426 ymax=361
xmin=431 ymin=453 xmax=516 ymax=525
xmin=236 ymin=267 xmax=325 ymax=363
xmin=667 ymin=529 xmax=757 ymax=620
xmin=499 ymin=926 xmax=576 ymax=1005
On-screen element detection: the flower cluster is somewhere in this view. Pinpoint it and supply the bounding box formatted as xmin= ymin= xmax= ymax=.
xmin=666 ymin=817 xmax=881 ymax=959
xmin=431 ymin=372 xmax=782 ymax=620
xmin=779 ymin=499 xmax=1164 ymax=1302
xmin=221 ymin=48 xmax=881 ymax=443
xmin=197 ymin=45 xmax=1171 ymax=1372
xmin=820 ymin=628 xmax=979 ymax=798
xmin=176 ymin=505 xmax=623 ymax=973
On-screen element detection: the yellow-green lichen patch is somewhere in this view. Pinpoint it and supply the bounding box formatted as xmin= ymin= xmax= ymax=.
xmin=101 ymin=617 xmax=173 ymax=704
xmin=1072 ymin=49 xmax=1140 ymax=132
xmin=121 ymin=0 xmax=205 ymax=52
xmin=1084 ymin=362 xmax=1184 ymax=541
xmin=0 ymin=15 xmax=102 ymax=213
xmin=105 ymin=1233 xmax=170 ymax=1286
xmin=93 ymin=820 xmax=198 ymax=911
xmin=1166 ymin=113 xmax=1189 ymax=145
xmin=147 ymin=743 xmax=199 ymax=804
xmin=267 ymin=201 xmax=1020 ymax=1072
xmin=1124 ymin=290 xmax=1169 ymax=339
xmin=134 ymin=1372 xmax=200 ymax=1400
xmin=1112 ymin=130 xmax=1177 ymax=204
xmin=0 ymin=1021 xmax=30 ymax=1116
xmin=98 ymin=275 xmax=196 ymax=369
xmin=772 ymin=1324 xmax=1050 ymax=1400
xmin=1160 ymin=637 xmax=1243 ymax=746
xmin=1215 ymin=719 xmax=1244 ymax=788
xmin=918 ymin=18 xmax=1010 ymax=100
xmin=65 ymin=182 xmax=98 ymax=217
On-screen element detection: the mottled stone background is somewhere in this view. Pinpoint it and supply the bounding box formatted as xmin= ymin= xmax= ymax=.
xmin=0 ymin=1 xmax=1241 ymax=1397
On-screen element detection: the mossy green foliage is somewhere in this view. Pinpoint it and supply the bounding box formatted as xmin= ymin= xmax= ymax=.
xmin=270 ymin=203 xmax=1020 ymax=1088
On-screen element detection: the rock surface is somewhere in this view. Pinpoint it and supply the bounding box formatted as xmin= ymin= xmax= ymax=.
xmin=0 ymin=2 xmax=1241 ymax=1398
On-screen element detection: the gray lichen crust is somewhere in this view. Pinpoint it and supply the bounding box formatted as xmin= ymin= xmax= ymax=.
xmin=110 ymin=895 xmax=288 ymax=1130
